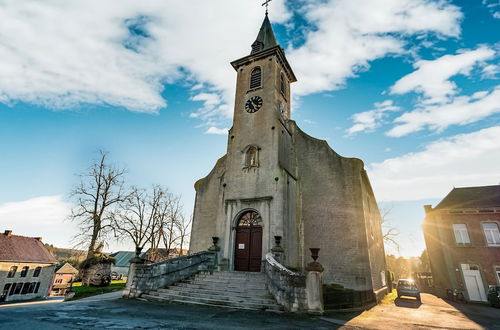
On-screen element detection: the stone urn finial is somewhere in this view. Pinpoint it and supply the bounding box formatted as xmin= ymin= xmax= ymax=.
xmin=212 ymin=236 xmax=219 ymax=246
xmin=310 ymin=248 xmax=320 ymax=261
xmin=274 ymin=235 xmax=282 ymax=247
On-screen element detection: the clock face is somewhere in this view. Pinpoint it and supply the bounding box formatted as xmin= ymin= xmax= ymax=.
xmin=245 ymin=96 xmax=263 ymax=113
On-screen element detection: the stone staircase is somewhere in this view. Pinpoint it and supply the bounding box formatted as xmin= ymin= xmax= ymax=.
xmin=141 ymin=271 xmax=283 ymax=311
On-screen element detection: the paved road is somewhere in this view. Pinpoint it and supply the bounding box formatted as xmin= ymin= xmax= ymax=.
xmin=1 ymin=292 xmax=499 ymax=329
xmin=329 ymin=293 xmax=500 ymax=329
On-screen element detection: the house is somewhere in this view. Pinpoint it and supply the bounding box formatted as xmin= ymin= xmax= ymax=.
xmin=422 ymin=185 xmax=500 ymax=302
xmin=50 ymin=263 xmax=79 ymax=296
xmin=109 ymin=251 xmax=135 ymax=279
xmin=0 ymin=230 xmax=58 ymax=302
xmin=189 ymin=13 xmax=387 ymax=299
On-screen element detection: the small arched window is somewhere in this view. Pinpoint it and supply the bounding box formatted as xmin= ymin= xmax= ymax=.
xmin=250 ymin=67 xmax=262 ymax=89
xmin=280 ymin=73 xmax=286 ymax=96
xmin=33 ymin=266 xmax=42 ymax=277
xmin=20 ymin=266 xmax=29 ymax=277
xmin=7 ymin=266 xmax=17 ymax=278
xmin=245 ymin=146 xmax=259 ymax=168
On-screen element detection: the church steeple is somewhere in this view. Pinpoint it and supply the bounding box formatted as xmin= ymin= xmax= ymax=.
xmin=251 ymin=14 xmax=278 ymax=54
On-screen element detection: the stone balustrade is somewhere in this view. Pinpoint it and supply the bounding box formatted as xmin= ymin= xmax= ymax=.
xmin=264 ymin=252 xmax=324 ymax=313
xmin=123 ymin=251 xmax=216 ymax=298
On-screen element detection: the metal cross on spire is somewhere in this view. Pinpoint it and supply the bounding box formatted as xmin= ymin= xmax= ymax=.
xmin=262 ymin=0 xmax=272 ymax=15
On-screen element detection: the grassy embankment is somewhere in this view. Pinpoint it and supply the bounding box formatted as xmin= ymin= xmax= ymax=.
xmin=68 ymin=279 xmax=126 ymax=300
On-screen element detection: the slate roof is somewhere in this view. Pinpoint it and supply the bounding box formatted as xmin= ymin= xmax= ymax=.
xmin=0 ymin=231 xmax=58 ymax=263
xmin=435 ymin=185 xmax=500 ymax=209
xmin=56 ymin=262 xmax=79 ymax=274
xmin=251 ymin=14 xmax=278 ymax=54
xmin=109 ymin=251 xmax=135 ymax=268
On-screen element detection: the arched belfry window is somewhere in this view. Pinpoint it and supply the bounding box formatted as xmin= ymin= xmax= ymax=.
xmin=244 ymin=145 xmax=259 ymax=168
xmin=280 ymin=73 xmax=286 ymax=96
xmin=250 ymin=67 xmax=262 ymax=89
xmin=238 ymin=211 xmax=262 ymax=227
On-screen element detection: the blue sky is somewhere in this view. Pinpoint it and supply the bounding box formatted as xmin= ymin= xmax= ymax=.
xmin=0 ymin=0 xmax=498 ymax=257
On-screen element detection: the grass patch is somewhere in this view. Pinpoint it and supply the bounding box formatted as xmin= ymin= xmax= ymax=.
xmin=381 ymin=289 xmax=397 ymax=304
xmin=68 ymin=280 xmax=126 ymax=301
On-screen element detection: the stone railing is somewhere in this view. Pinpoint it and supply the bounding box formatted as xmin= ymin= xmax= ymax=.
xmin=123 ymin=250 xmax=216 ymax=298
xmin=264 ymin=252 xmax=324 ymax=314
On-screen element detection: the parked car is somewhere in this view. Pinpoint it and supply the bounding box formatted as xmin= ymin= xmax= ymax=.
xmin=397 ymin=279 xmax=421 ymax=301
xmin=487 ymin=286 xmax=500 ymax=308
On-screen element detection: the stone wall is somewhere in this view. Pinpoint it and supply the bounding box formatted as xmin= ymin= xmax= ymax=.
xmin=0 ymin=262 xmax=56 ymax=302
xmin=124 ymin=251 xmax=216 ymax=298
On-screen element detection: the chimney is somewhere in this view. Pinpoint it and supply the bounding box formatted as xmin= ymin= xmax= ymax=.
xmin=423 ymin=205 xmax=433 ymax=214
xmin=4 ymin=230 xmax=12 ymax=237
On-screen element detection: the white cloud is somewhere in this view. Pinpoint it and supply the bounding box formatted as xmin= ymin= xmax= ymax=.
xmin=205 ymin=126 xmax=228 ymax=135
xmin=0 ymin=0 xmax=290 ymax=114
xmin=347 ymin=100 xmax=399 ymax=135
xmin=0 ymin=195 xmax=75 ymax=247
xmin=390 ymin=46 xmax=496 ymax=104
xmin=387 ymin=87 xmax=500 ymax=137
xmin=288 ymin=0 xmax=462 ymax=95
xmin=369 ymin=126 xmax=500 ymax=201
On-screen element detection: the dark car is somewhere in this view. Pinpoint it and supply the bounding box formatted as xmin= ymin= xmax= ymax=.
xmin=488 ymin=286 xmax=500 ymax=308
xmin=397 ymin=279 xmax=421 ymax=301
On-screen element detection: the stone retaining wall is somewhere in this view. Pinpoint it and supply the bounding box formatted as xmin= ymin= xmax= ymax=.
xmin=124 ymin=251 xmax=216 ymax=298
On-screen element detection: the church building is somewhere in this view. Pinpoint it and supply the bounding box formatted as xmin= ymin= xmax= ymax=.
xmin=190 ymin=14 xmax=387 ymax=296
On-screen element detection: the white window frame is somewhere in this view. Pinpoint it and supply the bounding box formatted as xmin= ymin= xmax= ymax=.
xmin=495 ymin=266 xmax=500 ymax=285
xmin=482 ymin=222 xmax=500 ymax=246
xmin=453 ymin=224 xmax=470 ymax=244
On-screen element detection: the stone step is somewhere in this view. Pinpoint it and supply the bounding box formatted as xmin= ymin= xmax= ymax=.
xmin=195 ymin=272 xmax=265 ymax=279
xmin=160 ymin=285 xmax=271 ymax=298
xmin=174 ymin=281 xmax=268 ymax=292
xmin=143 ymin=292 xmax=283 ymax=311
xmin=156 ymin=288 xmax=275 ymax=304
xmin=188 ymin=278 xmax=265 ymax=286
xmin=142 ymin=294 xmax=283 ymax=312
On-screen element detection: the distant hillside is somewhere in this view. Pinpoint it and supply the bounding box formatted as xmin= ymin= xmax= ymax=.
xmin=44 ymin=244 xmax=86 ymax=267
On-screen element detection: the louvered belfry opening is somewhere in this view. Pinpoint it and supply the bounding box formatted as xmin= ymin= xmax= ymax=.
xmin=250 ymin=67 xmax=262 ymax=89
xmin=251 ymin=41 xmax=264 ymax=54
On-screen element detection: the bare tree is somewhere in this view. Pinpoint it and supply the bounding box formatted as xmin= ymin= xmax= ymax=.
xmin=162 ymin=195 xmax=183 ymax=253
xmin=111 ymin=187 xmax=157 ymax=257
xmin=176 ymin=214 xmax=192 ymax=255
xmin=379 ymin=204 xmax=400 ymax=253
xmin=69 ymin=151 xmax=127 ymax=258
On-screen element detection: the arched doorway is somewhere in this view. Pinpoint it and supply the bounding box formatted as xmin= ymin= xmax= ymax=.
xmin=234 ymin=210 xmax=262 ymax=272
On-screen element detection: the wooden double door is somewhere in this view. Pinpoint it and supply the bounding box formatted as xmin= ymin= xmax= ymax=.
xmin=234 ymin=211 xmax=262 ymax=272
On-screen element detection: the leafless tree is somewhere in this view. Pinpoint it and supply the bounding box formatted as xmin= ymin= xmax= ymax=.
xmin=379 ymin=204 xmax=400 ymax=253
xmin=111 ymin=187 xmax=157 ymax=257
xmin=176 ymin=214 xmax=192 ymax=255
xmin=162 ymin=195 xmax=183 ymax=253
xmin=69 ymin=151 xmax=127 ymax=258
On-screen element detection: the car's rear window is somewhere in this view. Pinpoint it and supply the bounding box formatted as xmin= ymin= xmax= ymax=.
xmin=398 ymin=280 xmax=417 ymax=288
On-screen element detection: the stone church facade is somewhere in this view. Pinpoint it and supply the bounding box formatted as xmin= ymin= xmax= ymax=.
xmin=190 ymin=15 xmax=387 ymax=295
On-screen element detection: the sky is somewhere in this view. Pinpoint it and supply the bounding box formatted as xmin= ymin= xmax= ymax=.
xmin=0 ymin=0 xmax=499 ymax=257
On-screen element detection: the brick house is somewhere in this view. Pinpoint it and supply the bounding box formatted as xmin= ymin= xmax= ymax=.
xmin=0 ymin=230 xmax=58 ymax=302
xmin=422 ymin=185 xmax=500 ymax=302
xmin=50 ymin=263 xmax=79 ymax=296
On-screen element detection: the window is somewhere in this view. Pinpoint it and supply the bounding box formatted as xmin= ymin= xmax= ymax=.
xmin=453 ymin=224 xmax=470 ymax=244
xmin=33 ymin=267 xmax=41 ymax=277
xmin=3 ymin=283 xmax=11 ymax=296
xmin=21 ymin=283 xmax=30 ymax=294
xmin=496 ymin=267 xmax=500 ymax=284
xmin=20 ymin=266 xmax=29 ymax=277
xmin=34 ymin=282 xmax=40 ymax=293
xmin=7 ymin=266 xmax=17 ymax=278
xmin=251 ymin=41 xmax=263 ymax=54
xmin=28 ymin=282 xmax=36 ymax=294
xmin=280 ymin=73 xmax=286 ymax=96
xmin=245 ymin=146 xmax=259 ymax=168
xmin=250 ymin=67 xmax=262 ymax=89
xmin=13 ymin=283 xmax=23 ymax=295
xmin=8 ymin=283 xmax=16 ymax=296
xmin=483 ymin=222 xmax=500 ymax=246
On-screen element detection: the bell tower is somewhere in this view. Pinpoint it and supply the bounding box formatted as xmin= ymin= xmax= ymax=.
xmin=229 ymin=13 xmax=297 ymax=145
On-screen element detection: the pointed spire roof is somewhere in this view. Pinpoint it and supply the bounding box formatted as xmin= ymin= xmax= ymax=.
xmin=251 ymin=14 xmax=278 ymax=54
